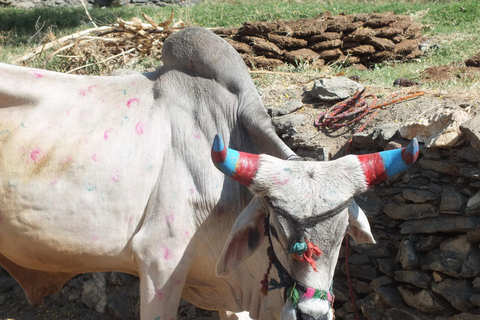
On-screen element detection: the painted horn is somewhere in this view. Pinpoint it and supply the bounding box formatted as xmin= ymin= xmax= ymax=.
xmin=357 ymin=138 xmax=419 ymax=186
xmin=211 ymin=134 xmax=259 ymax=187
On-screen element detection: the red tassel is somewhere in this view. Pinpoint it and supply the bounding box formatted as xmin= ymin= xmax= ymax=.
xmin=293 ymin=241 xmax=322 ymax=272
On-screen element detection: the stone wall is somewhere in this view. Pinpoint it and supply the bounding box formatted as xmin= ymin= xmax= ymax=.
xmin=328 ymin=113 xmax=480 ymax=320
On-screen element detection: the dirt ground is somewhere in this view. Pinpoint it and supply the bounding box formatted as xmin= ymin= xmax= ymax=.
xmin=1 ymin=62 xmax=480 ymax=320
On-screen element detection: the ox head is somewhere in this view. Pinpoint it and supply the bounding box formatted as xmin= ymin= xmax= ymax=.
xmin=211 ymin=134 xmax=418 ymax=320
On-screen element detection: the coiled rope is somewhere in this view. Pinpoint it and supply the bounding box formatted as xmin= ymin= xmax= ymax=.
xmin=314 ymin=88 xmax=425 ymax=152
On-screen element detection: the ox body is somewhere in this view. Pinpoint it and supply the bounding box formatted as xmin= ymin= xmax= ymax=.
xmin=0 ymin=28 xmax=417 ymax=320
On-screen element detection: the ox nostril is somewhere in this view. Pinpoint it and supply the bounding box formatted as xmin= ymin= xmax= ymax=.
xmin=298 ymin=311 xmax=330 ymax=320
xmin=298 ymin=311 xmax=331 ymax=320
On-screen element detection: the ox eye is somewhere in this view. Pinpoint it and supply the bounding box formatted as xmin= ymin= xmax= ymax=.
xmin=269 ymin=225 xmax=279 ymax=240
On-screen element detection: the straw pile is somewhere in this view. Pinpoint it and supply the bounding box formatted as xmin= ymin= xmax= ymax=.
xmin=14 ymin=12 xmax=183 ymax=74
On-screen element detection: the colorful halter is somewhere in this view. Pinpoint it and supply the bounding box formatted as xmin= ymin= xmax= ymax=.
xmin=260 ymin=217 xmax=335 ymax=310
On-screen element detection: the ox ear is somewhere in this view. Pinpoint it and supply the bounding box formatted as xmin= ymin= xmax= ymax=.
xmin=346 ymin=199 xmax=376 ymax=244
xmin=216 ymin=196 xmax=267 ymax=277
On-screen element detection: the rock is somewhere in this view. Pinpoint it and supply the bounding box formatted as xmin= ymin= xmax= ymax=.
xmin=383 ymin=307 xmax=432 ymax=320
xmin=461 ymin=248 xmax=480 ymax=278
xmin=394 ymin=270 xmax=432 ymax=289
xmin=12 ymin=0 xmax=35 ymax=8
xmin=462 ymin=167 xmax=480 ymax=180
xmin=402 ymin=189 xmax=437 ymax=203
xmin=432 ymin=271 xmax=449 ymax=283
xmin=431 ymin=279 xmax=475 ymax=311
xmin=0 ymin=276 xmax=18 ymax=293
xmin=415 ymin=235 xmax=445 ymax=252
xmin=349 ymin=240 xmax=392 ymax=258
xmin=352 ymin=278 xmax=373 ymax=294
xmin=421 ymin=249 xmax=463 ymax=277
xmin=358 ymin=293 xmax=387 ymax=320
xmin=383 ymin=202 xmax=437 ymax=220
xmin=340 ymin=263 xmax=382 ymax=281
xmin=393 ymin=78 xmax=420 ymax=87
xmin=465 ymin=52 xmax=480 ymax=67
xmin=275 ymin=99 xmax=303 ymax=117
xmin=310 ymin=77 xmax=364 ymax=101
xmin=397 ymin=285 xmax=453 ymax=314
xmin=467 ymin=225 xmax=480 ymax=242
xmin=371 ymin=275 xmax=394 ymax=290
xmin=0 ymin=294 xmax=6 ymax=306
xmin=81 ymin=273 xmax=107 ymax=313
xmin=375 ymin=285 xmax=405 ymax=308
xmin=473 ymin=277 xmax=480 ymax=292
xmin=107 ymin=288 xmax=134 ymax=320
xmin=401 ymin=216 xmax=480 ymax=234
xmin=457 ymin=146 xmax=480 ymax=162
xmin=460 ymin=114 xmax=480 ymax=151
xmin=418 ymin=158 xmax=461 ymax=176
xmin=396 ymin=239 xmax=420 ymax=270
xmin=377 ymin=258 xmax=400 ymax=277
xmin=446 ymin=312 xmax=480 ymax=320
xmin=470 ymin=294 xmax=480 ymax=306
xmin=351 ymin=132 xmax=380 ymax=150
xmin=271 ymin=114 xmax=307 ymax=135
xmin=440 ymin=187 xmax=467 ymax=213
xmin=466 ymin=191 xmax=480 ymax=214
xmin=371 ymin=124 xmax=400 ymax=147
xmin=440 ymin=235 xmax=471 ymax=261
xmin=399 ymin=108 xmax=470 ymax=148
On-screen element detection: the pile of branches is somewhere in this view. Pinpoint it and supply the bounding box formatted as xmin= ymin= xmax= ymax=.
xmin=14 ymin=12 xmax=183 ymax=74
xmin=213 ymin=11 xmax=425 ymax=69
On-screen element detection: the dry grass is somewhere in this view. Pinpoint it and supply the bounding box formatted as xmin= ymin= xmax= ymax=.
xmin=13 ymin=12 xmax=184 ymax=74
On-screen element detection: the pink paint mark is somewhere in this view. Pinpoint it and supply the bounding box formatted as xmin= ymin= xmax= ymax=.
xmin=30 ymin=72 xmax=44 ymax=79
xmin=135 ymin=121 xmax=145 ymax=135
xmin=67 ymin=106 xmax=76 ymax=116
xmin=174 ymin=279 xmax=182 ymax=286
xmin=128 ymin=216 xmax=134 ymax=224
xmin=184 ymin=230 xmax=191 ymax=239
xmin=127 ymin=98 xmax=140 ymax=108
xmin=30 ymin=147 xmax=44 ymax=163
xmin=163 ymin=248 xmax=173 ymax=260
xmin=111 ymin=169 xmax=120 ymax=182
xmin=78 ymin=90 xmax=87 ymax=97
xmin=156 ymin=290 xmax=164 ymax=302
xmin=193 ymin=133 xmax=201 ymax=139
xmin=303 ymin=287 xmax=316 ymax=299
xmin=92 ymin=235 xmax=98 ymax=242
xmin=189 ymin=188 xmax=195 ymax=195
xmin=91 ymin=151 xmax=102 ymax=162
xmin=273 ymin=173 xmax=289 ymax=186
xmin=50 ymin=180 xmax=58 ymax=186
xmin=88 ymin=85 xmax=100 ymax=93
xmin=104 ymin=128 xmax=113 ymax=140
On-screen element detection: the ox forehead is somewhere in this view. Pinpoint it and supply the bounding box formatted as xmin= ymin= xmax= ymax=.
xmin=0 ymin=26 xmax=418 ymax=320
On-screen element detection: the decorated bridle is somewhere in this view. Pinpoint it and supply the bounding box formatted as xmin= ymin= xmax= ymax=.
xmin=211 ymin=133 xmax=418 ymax=310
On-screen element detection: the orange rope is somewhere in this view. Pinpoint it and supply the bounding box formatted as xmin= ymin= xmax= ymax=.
xmin=314 ymin=88 xmax=425 ymax=152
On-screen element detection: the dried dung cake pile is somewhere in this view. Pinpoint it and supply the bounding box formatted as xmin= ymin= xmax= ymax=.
xmin=212 ymin=11 xmax=424 ymax=69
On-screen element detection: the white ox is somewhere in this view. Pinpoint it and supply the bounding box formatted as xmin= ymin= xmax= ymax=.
xmin=0 ymin=28 xmax=418 ymax=320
